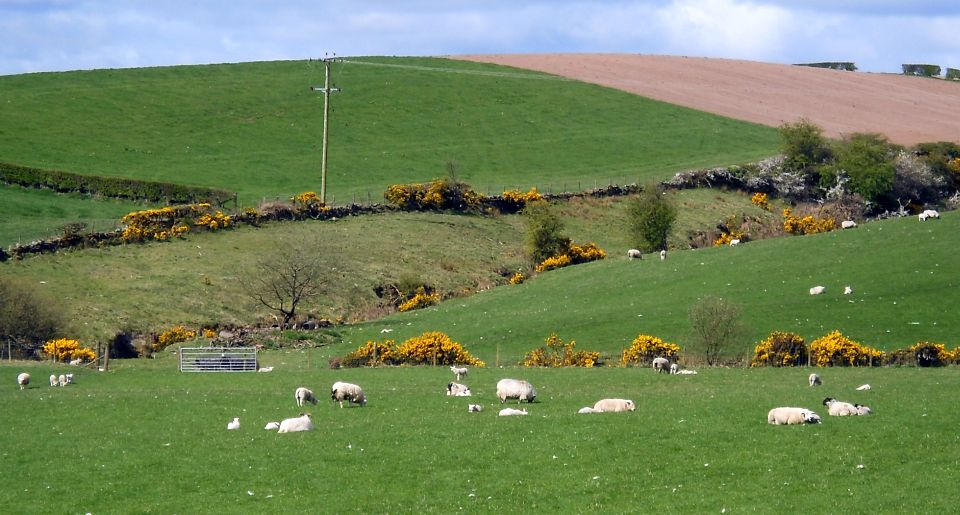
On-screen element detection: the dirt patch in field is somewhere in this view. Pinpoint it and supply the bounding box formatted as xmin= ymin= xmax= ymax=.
xmin=454 ymin=54 xmax=960 ymax=146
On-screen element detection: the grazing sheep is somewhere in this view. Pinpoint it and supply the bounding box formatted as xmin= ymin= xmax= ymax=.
xmin=58 ymin=374 xmax=67 ymax=387
xmin=450 ymin=366 xmax=468 ymax=381
xmin=295 ymin=387 xmax=318 ymax=407
xmin=809 ymin=286 xmax=825 ymax=295
xmin=854 ymin=403 xmax=873 ymax=415
xmin=729 ymin=239 xmax=740 ymax=246
xmin=264 ymin=421 xmax=281 ymax=430
xmin=809 ymin=373 xmax=822 ymax=387
xmin=593 ymin=399 xmax=636 ymax=413
xmin=627 ymin=249 xmax=642 ymax=260
xmin=468 ymin=404 xmax=483 ymax=413
xmin=843 ymin=286 xmax=853 ymax=295
xmin=919 ymin=209 xmax=939 ymax=221
xmin=331 ymin=381 xmax=366 ymax=408
xmin=652 ymin=357 xmax=670 ymax=373
xmin=496 ymin=378 xmax=537 ymax=404
xmin=659 ymin=250 xmax=666 ymax=261
xmin=49 ymin=374 xmax=58 ymax=387
xmin=841 ymin=220 xmax=858 ymax=229
xmin=767 ymin=407 xmax=822 ymax=425
xmin=17 ymin=372 xmax=30 ymax=390
xmin=823 ymin=397 xmax=858 ymax=416
xmin=277 ymin=413 xmax=314 ymax=433
xmin=447 ymin=382 xmax=472 ymax=397
xmin=498 ymin=407 xmax=528 ymax=416
xmin=227 ymin=417 xmax=240 ymax=430
xmin=669 ymin=363 xmax=679 ymax=374
xmin=855 ymin=384 xmax=871 ymax=391
xmin=578 ymin=406 xmax=598 ymax=414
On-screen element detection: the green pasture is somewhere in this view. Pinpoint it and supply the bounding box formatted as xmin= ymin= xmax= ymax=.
xmin=2 ymin=360 xmax=956 ymax=513
xmin=0 ymin=57 xmax=779 ymax=242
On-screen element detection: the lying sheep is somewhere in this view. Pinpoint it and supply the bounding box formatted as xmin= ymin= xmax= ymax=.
xmin=69 ymin=357 xmax=83 ymax=366
xmin=467 ymin=404 xmax=483 ymax=413
xmin=295 ymin=387 xmax=318 ymax=407
xmin=652 ymin=357 xmax=670 ymax=373
xmin=578 ymin=406 xmax=598 ymax=414
xmin=627 ymin=249 xmax=642 ymax=260
xmin=227 ymin=417 xmax=240 ymax=430
xmin=593 ymin=399 xmax=636 ymax=413
xmin=767 ymin=407 xmax=822 ymax=425
xmin=447 ymin=382 xmax=472 ymax=397
xmin=843 ymin=286 xmax=853 ymax=295
xmin=331 ymin=381 xmax=366 ymax=408
xmin=809 ymin=373 xmax=822 ymax=387
xmin=49 ymin=374 xmax=58 ymax=387
xmin=450 ymin=366 xmax=468 ymax=381
xmin=854 ymin=403 xmax=872 ymax=415
xmin=496 ymin=378 xmax=537 ymax=404
xmin=17 ymin=372 xmax=30 ymax=390
xmin=264 ymin=421 xmax=281 ymax=430
xmin=675 ymin=369 xmax=698 ymax=375
xmin=257 ymin=366 xmax=274 ymax=372
xmin=855 ymin=384 xmax=871 ymax=391
xmin=841 ymin=220 xmax=857 ymax=229
xmin=498 ymin=407 xmax=528 ymax=416
xmin=823 ymin=397 xmax=858 ymax=416
xmin=277 ymin=413 xmax=314 ymax=433
xmin=809 ymin=286 xmax=825 ymax=295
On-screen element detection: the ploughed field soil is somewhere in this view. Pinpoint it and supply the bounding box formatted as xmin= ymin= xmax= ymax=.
xmin=456 ymin=54 xmax=960 ymax=146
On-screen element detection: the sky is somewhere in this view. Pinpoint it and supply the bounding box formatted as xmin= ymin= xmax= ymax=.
xmin=1 ymin=0 xmax=959 ymax=76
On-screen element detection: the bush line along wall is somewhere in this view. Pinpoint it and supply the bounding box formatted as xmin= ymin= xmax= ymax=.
xmin=0 ymin=162 xmax=235 ymax=205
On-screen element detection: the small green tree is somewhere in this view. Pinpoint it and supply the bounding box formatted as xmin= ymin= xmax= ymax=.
xmin=823 ymin=133 xmax=897 ymax=206
xmin=0 ymin=276 xmax=65 ymax=359
xmin=688 ymin=295 xmax=749 ymax=366
xmin=778 ymin=119 xmax=831 ymax=176
xmin=626 ymin=184 xmax=676 ymax=253
xmin=522 ymin=200 xmax=569 ymax=264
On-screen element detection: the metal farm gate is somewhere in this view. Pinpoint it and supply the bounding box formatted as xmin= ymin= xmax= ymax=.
xmin=179 ymin=347 xmax=258 ymax=372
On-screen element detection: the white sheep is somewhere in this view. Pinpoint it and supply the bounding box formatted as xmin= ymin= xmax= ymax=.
xmin=675 ymin=369 xmax=698 ymax=375
xmin=593 ymin=399 xmax=636 ymax=413
xmin=808 ymin=373 xmax=822 ymax=387
xmin=468 ymin=404 xmax=483 ymax=413
xmin=49 ymin=374 xmax=58 ymax=387
xmin=450 ymin=366 xmax=468 ymax=381
xmin=331 ymin=381 xmax=366 ymax=408
xmin=855 ymin=384 xmax=871 ymax=391
xmin=854 ymin=403 xmax=873 ymax=415
xmin=843 ymin=286 xmax=853 ymax=295
xmin=669 ymin=363 xmax=679 ymax=374
xmin=294 ymin=387 xmax=318 ymax=407
xmin=809 ymin=286 xmax=825 ymax=295
xmin=496 ymin=378 xmax=537 ymax=404
xmin=227 ymin=417 xmax=240 ymax=430
xmin=447 ymin=382 xmax=472 ymax=397
xmin=767 ymin=407 xmax=822 ymax=425
xmin=659 ymin=250 xmax=666 ymax=260
xmin=17 ymin=372 xmax=30 ymax=390
xmin=264 ymin=421 xmax=281 ymax=430
xmin=841 ymin=220 xmax=857 ymax=229
xmin=498 ymin=407 xmax=528 ymax=416
xmin=58 ymin=374 xmax=67 ymax=387
xmin=729 ymin=239 xmax=740 ymax=246
xmin=257 ymin=366 xmax=274 ymax=372
xmin=578 ymin=406 xmax=598 ymax=414
xmin=277 ymin=413 xmax=314 ymax=433
xmin=823 ymin=397 xmax=858 ymax=416
xmin=919 ymin=209 xmax=939 ymax=221
xmin=69 ymin=357 xmax=83 ymax=366
xmin=652 ymin=357 xmax=670 ymax=373
xmin=627 ymin=249 xmax=642 ymax=260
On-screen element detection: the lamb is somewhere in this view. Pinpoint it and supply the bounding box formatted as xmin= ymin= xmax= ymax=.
xmin=277 ymin=413 xmax=314 ymax=433
xmin=17 ymin=372 xmax=30 ymax=390
xmin=467 ymin=404 xmax=483 ymax=413
xmin=49 ymin=374 xmax=58 ymax=387
xmin=823 ymin=397 xmax=858 ymax=416
xmin=227 ymin=417 xmax=240 ymax=430
xmin=841 ymin=220 xmax=858 ymax=229
xmin=294 ymin=387 xmax=318 ymax=407
xmin=498 ymin=407 xmax=528 ymax=416
xmin=69 ymin=357 xmax=83 ymax=366
xmin=578 ymin=406 xmax=598 ymax=414
xmin=627 ymin=249 xmax=642 ymax=260
xmin=264 ymin=421 xmax=281 ymax=430
xmin=659 ymin=250 xmax=666 ymax=260
xmin=767 ymin=407 xmax=822 ymax=425
xmin=670 ymin=363 xmax=679 ymax=374
xmin=496 ymin=378 xmax=537 ymax=404
xmin=855 ymin=384 xmax=871 ymax=391
xmin=729 ymin=239 xmax=740 ymax=246
xmin=450 ymin=366 xmax=468 ymax=381
xmin=331 ymin=381 xmax=366 ymax=408
xmin=652 ymin=357 xmax=670 ymax=373
xmin=593 ymin=398 xmax=636 ymax=413
xmin=809 ymin=286 xmax=825 ymax=295
xmin=675 ymin=369 xmax=698 ymax=375
xmin=447 ymin=382 xmax=472 ymax=397
xmin=58 ymin=374 xmax=67 ymax=387
xmin=854 ymin=403 xmax=872 ymax=415
xmin=843 ymin=286 xmax=853 ymax=295
xmin=808 ymin=373 xmax=822 ymax=387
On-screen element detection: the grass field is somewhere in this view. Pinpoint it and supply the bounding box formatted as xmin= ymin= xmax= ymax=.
xmin=2 ymin=359 xmax=957 ymax=513
xmin=0 ymin=57 xmax=780 ymax=244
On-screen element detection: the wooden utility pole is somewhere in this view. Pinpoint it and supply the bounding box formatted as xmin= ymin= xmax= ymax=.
xmin=311 ymin=57 xmax=341 ymax=205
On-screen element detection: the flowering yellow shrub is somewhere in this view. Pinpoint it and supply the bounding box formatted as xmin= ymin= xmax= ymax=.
xmin=501 ymin=187 xmax=544 ymax=211
xmin=522 ymin=333 xmax=600 ymax=367
xmin=154 ymin=325 xmax=198 ymax=351
xmin=783 ymin=208 xmax=836 ymax=235
xmin=535 ymin=242 xmax=606 ymax=272
xmin=42 ymin=338 xmax=97 ymax=362
xmin=751 ymin=192 xmax=770 ymax=210
xmin=886 ymin=341 xmax=957 ymax=367
xmin=194 ymin=211 xmax=231 ymax=230
xmin=398 ymin=286 xmax=441 ymax=312
xmin=342 ymin=339 xmax=399 ymax=367
xmin=384 ymin=179 xmax=485 ymax=211
xmin=713 ymin=230 xmax=745 ymax=247
xmin=809 ymin=330 xmax=883 ymax=367
xmin=291 ymin=191 xmax=322 ymax=205
xmin=535 ymin=253 xmax=572 ymax=272
xmin=621 ymin=334 xmax=681 ymax=367
xmin=396 ymin=331 xmax=485 ymax=366
xmin=750 ymin=331 xmax=808 ymax=367
xmin=121 ymin=202 xmax=234 ymax=242
xmin=509 ymin=272 xmax=525 ymax=285
xmin=202 ymin=328 xmax=217 ymax=339
xmin=948 ymin=157 xmax=960 ymax=175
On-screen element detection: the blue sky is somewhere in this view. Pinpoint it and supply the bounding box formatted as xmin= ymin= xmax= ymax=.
xmin=2 ymin=0 xmax=958 ymax=76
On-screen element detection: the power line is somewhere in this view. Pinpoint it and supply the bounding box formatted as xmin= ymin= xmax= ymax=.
xmin=310 ymin=56 xmax=341 ymax=205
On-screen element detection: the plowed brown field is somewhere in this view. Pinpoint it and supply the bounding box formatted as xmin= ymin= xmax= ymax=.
xmin=456 ymin=54 xmax=960 ymax=146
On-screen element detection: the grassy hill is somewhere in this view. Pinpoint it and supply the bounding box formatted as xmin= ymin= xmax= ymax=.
xmin=0 ymin=57 xmax=779 ymax=244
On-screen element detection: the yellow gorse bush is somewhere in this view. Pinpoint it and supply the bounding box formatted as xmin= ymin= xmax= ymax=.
xmin=291 ymin=191 xmax=322 ymax=205
xmin=42 ymin=338 xmax=97 ymax=362
xmin=501 ymin=187 xmax=544 ymax=211
xmin=521 ymin=333 xmax=600 ymax=367
xmin=750 ymin=331 xmax=808 ymax=367
xmin=398 ymin=286 xmax=441 ymax=312
xmin=535 ymin=253 xmax=572 ymax=272
xmin=384 ymin=179 xmax=485 ymax=211
xmin=154 ymin=325 xmax=198 ymax=351
xmin=809 ymin=330 xmax=883 ymax=367
xmin=342 ymin=339 xmax=399 ymax=367
xmin=121 ymin=203 xmax=233 ymax=242
xmin=535 ymin=241 xmax=606 ymax=272
xmin=751 ymin=192 xmax=770 ymax=210
xmin=621 ymin=334 xmax=681 ymax=367
xmin=783 ymin=208 xmax=836 ymax=235
xmin=508 ymin=272 xmax=525 ymax=285
xmin=396 ymin=331 xmax=485 ymax=367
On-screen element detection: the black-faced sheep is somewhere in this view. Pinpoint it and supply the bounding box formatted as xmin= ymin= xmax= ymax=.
xmin=496 ymin=378 xmax=537 ymax=404
xmin=467 ymin=404 xmax=483 ymax=412
xmin=593 ymin=399 xmax=636 ymax=413
xmin=809 ymin=373 xmax=822 ymax=387
xmin=652 ymin=357 xmax=670 ymax=373
xmin=767 ymin=407 xmax=822 ymax=425
xmin=331 ymin=381 xmax=366 ymax=408
xmin=447 ymin=382 xmax=472 ymax=397
xmin=277 ymin=413 xmax=314 ymax=433
xmin=498 ymin=407 xmax=528 ymax=416
xmin=450 ymin=366 xmax=468 ymax=381
xmin=295 ymin=387 xmax=318 ymax=407
xmin=823 ymin=397 xmax=858 ymax=416
xmin=17 ymin=372 xmax=30 ymax=390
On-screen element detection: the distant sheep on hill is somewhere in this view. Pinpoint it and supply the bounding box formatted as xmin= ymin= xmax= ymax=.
xmin=627 ymin=249 xmax=642 ymax=260
xmin=918 ymin=209 xmax=939 ymax=221
xmin=809 ymin=286 xmax=825 ymax=295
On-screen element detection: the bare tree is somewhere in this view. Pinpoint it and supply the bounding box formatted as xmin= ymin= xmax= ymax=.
xmin=688 ymin=295 xmax=749 ymax=366
xmin=243 ymin=239 xmax=327 ymax=328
